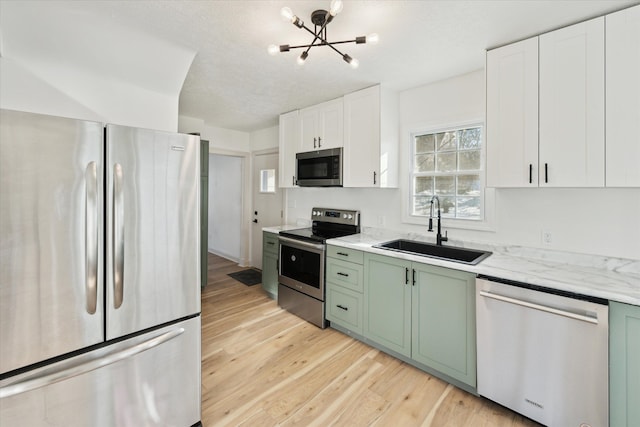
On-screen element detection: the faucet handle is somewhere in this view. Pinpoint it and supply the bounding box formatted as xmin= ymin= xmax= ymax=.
xmin=442 ymin=231 xmax=448 ymax=242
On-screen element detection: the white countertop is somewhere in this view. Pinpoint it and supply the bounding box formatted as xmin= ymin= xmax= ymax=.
xmin=326 ymin=229 xmax=640 ymax=306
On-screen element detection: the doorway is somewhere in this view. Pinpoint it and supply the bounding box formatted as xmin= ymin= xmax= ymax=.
xmin=251 ymin=150 xmax=283 ymax=269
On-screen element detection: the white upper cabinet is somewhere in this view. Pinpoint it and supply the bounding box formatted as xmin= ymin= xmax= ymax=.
xmin=486 ymin=37 xmax=539 ymax=188
xmin=299 ymin=98 xmax=343 ymax=152
xmin=539 ymin=17 xmax=605 ymax=187
xmin=606 ymin=5 xmax=640 ymax=187
xmin=343 ymin=85 xmax=399 ymax=188
xmin=279 ymin=110 xmax=299 ymax=188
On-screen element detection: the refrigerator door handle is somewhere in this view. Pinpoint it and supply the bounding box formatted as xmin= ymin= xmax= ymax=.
xmin=113 ymin=163 xmax=124 ymax=309
xmin=0 ymin=327 xmax=185 ymax=399
xmin=85 ymin=161 xmax=98 ymax=315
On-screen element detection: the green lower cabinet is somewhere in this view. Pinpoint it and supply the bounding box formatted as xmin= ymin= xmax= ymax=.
xmin=363 ymin=253 xmax=477 ymax=389
xmin=364 ymin=254 xmax=412 ymax=358
xmin=326 ymin=284 xmax=363 ymax=334
xmin=261 ymin=232 xmax=278 ymax=299
xmin=411 ymin=263 xmax=476 ymax=387
xmin=610 ymin=301 xmax=640 ymax=427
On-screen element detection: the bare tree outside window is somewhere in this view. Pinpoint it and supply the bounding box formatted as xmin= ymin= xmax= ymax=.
xmin=411 ymin=125 xmax=483 ymax=220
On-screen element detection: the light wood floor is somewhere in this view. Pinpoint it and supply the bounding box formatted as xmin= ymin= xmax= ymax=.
xmin=201 ymin=253 xmax=540 ymax=427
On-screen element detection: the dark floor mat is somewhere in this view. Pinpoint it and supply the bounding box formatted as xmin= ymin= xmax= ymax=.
xmin=228 ymin=269 xmax=262 ymax=286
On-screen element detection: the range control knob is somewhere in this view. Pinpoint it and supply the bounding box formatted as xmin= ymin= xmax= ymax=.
xmin=347 ymin=214 xmax=353 ymax=220
xmin=343 ymin=214 xmax=347 ymax=219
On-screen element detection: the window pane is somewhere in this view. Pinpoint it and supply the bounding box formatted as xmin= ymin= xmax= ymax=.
xmin=413 ymin=196 xmax=431 ymax=215
xmin=415 ymin=153 xmax=435 ymax=172
xmin=415 ymin=134 xmax=435 ymax=153
xmin=414 ymin=176 xmax=434 ymax=195
xmin=458 ymin=150 xmax=481 ymax=170
xmin=459 ymin=128 xmax=482 ymax=150
xmin=458 ymin=174 xmax=481 ymax=196
xmin=456 ymin=197 xmax=481 ymax=218
xmin=260 ymin=169 xmax=275 ymax=193
xmin=436 ymin=152 xmax=456 ymax=172
xmin=436 ymin=131 xmax=457 ymax=151
xmin=435 ymin=176 xmax=455 ymax=195
xmin=439 ymin=196 xmax=456 ymax=217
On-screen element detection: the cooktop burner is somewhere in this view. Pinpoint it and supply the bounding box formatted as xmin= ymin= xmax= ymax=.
xmin=279 ymin=208 xmax=361 ymax=244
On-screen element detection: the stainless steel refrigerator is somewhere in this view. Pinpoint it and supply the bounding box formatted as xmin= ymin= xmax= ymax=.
xmin=0 ymin=109 xmax=202 ymax=426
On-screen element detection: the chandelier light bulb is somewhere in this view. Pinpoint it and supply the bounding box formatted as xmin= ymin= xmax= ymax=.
xmin=367 ymin=33 xmax=379 ymax=45
xmin=329 ymin=0 xmax=343 ymax=16
xmin=267 ymin=44 xmax=279 ymax=56
xmin=297 ymin=51 xmax=309 ymax=65
xmin=350 ymin=58 xmax=359 ymax=69
xmin=280 ymin=7 xmax=294 ymax=22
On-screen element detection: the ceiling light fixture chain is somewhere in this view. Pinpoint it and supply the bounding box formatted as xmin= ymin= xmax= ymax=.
xmin=268 ymin=0 xmax=378 ymax=68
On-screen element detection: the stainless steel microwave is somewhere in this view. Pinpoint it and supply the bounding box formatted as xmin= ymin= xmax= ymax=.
xmin=296 ymin=147 xmax=343 ymax=187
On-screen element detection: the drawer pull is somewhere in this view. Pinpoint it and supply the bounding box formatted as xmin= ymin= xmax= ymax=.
xmin=337 ymin=272 xmax=349 ymax=277
xmin=337 ymin=304 xmax=348 ymax=311
xmin=267 ymin=241 xmax=275 ymax=245
xmin=336 ymin=252 xmax=349 ymax=257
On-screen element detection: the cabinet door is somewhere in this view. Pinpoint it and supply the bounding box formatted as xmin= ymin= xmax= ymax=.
xmin=364 ymin=254 xmax=411 ymax=357
xmin=262 ymin=251 xmax=278 ymax=299
xmin=278 ymin=110 xmax=299 ymax=188
xmin=299 ymin=106 xmax=319 ymax=152
xmin=610 ymin=301 xmax=640 ymax=427
xmin=411 ymin=263 xmax=476 ymax=387
xmin=539 ymin=17 xmax=605 ymax=187
xmin=486 ymin=37 xmax=539 ymax=187
xmin=344 ymin=85 xmax=382 ymax=187
xmin=606 ymin=5 xmax=640 ymax=187
xmin=317 ymin=98 xmax=343 ymax=149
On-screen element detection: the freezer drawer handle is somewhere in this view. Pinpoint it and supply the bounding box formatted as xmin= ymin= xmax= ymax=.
xmin=0 ymin=328 xmax=184 ymax=399
xmin=85 ymin=161 xmax=98 ymax=315
xmin=113 ymin=163 xmax=124 ymax=309
xmin=479 ymin=290 xmax=598 ymax=324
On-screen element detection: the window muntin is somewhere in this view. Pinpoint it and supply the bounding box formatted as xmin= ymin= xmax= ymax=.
xmin=411 ymin=125 xmax=483 ymax=220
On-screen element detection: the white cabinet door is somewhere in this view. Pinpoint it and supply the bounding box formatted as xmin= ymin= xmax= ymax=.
xmin=299 ymin=98 xmax=343 ymax=152
xmin=318 ymin=98 xmax=343 ymax=150
xmin=606 ymin=5 xmax=640 ymax=187
xmin=486 ymin=37 xmax=539 ymax=187
xmin=278 ymin=110 xmax=298 ymax=188
xmin=539 ymin=17 xmax=605 ymax=187
xmin=344 ymin=85 xmax=381 ymax=187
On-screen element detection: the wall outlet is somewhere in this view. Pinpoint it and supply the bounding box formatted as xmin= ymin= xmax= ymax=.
xmin=542 ymin=230 xmax=553 ymax=245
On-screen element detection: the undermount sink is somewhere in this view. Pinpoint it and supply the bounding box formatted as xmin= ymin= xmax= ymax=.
xmin=373 ymin=239 xmax=492 ymax=265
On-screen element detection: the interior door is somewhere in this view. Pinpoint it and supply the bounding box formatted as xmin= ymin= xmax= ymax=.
xmin=106 ymin=125 xmax=200 ymax=340
xmin=251 ymin=151 xmax=282 ymax=269
xmin=0 ymin=110 xmax=104 ymax=374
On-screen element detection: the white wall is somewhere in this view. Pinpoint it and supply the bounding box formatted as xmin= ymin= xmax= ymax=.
xmin=250 ymin=125 xmax=279 ymax=151
xmin=208 ymin=154 xmax=243 ymax=261
xmin=285 ymin=70 xmax=640 ymax=260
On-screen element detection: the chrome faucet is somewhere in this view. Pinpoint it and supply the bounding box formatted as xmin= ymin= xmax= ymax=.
xmin=428 ymin=195 xmax=448 ymax=246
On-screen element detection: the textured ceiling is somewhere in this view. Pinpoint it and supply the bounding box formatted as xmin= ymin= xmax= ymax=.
xmin=1 ymin=0 xmax=638 ymax=132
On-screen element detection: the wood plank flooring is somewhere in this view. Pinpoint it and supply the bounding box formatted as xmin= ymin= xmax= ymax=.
xmin=201 ymin=253 xmax=540 ymax=427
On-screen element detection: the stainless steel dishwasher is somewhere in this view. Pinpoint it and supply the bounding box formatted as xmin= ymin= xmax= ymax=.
xmin=476 ymin=276 xmax=608 ymax=427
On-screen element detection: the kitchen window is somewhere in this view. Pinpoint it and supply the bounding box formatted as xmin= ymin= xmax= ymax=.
xmin=410 ymin=125 xmax=484 ymax=220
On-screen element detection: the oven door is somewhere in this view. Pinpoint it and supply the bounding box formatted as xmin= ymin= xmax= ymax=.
xmin=278 ymin=236 xmax=325 ymax=301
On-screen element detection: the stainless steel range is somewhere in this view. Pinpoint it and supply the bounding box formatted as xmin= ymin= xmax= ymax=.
xmin=278 ymin=208 xmax=360 ymax=328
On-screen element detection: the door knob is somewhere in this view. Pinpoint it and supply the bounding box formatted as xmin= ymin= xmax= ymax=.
xmin=253 ymin=219 xmax=258 ymax=223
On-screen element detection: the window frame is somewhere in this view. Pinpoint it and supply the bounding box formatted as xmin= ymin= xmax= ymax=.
xmin=403 ymin=120 xmax=494 ymax=231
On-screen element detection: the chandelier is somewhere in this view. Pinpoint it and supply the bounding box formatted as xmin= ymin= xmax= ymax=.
xmin=268 ymin=0 xmax=378 ymax=68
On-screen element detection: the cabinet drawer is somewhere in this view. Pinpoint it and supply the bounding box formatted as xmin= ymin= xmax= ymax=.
xmin=263 ymin=232 xmax=278 ymax=254
xmin=326 ymin=284 xmax=363 ymax=334
xmin=326 ymin=258 xmax=363 ymax=293
xmin=327 ymin=245 xmax=363 ymax=264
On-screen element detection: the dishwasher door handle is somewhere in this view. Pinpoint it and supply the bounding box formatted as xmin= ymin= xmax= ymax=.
xmin=479 ymin=290 xmax=599 ymax=324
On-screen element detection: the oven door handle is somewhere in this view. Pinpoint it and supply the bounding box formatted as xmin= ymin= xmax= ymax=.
xmin=278 ymin=236 xmax=326 ymax=253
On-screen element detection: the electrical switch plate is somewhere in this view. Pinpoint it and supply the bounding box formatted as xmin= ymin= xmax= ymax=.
xmin=542 ymin=230 xmax=552 ymax=245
